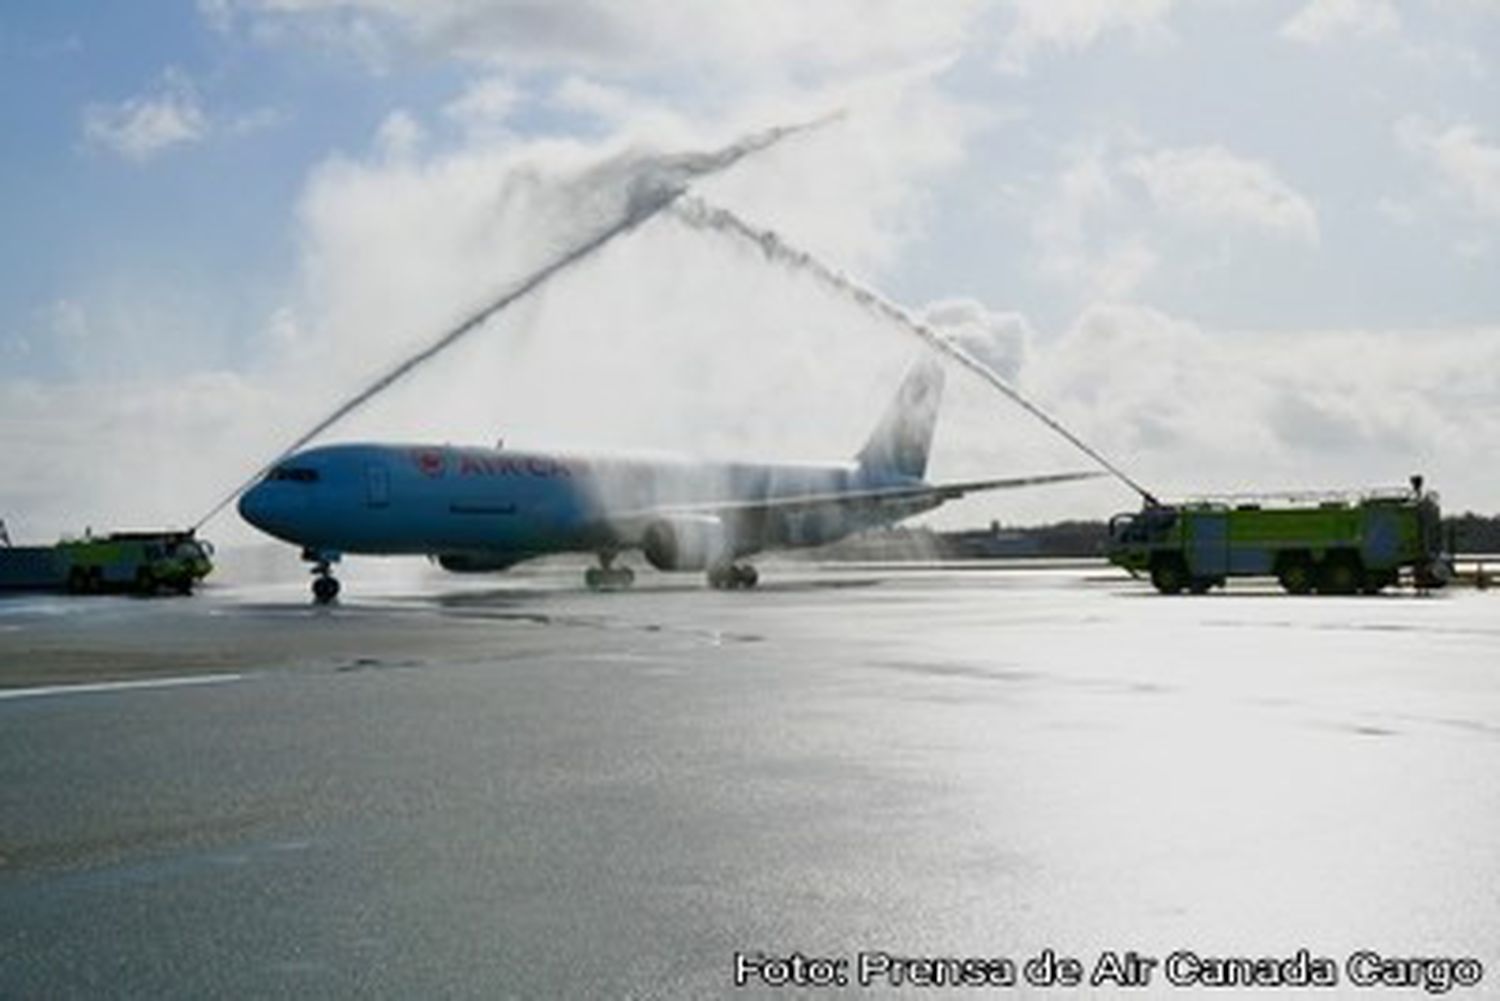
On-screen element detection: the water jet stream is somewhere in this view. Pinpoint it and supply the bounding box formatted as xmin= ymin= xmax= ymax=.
xmin=670 ymin=196 xmax=1158 ymax=504
xmin=196 ymin=115 xmax=838 ymax=530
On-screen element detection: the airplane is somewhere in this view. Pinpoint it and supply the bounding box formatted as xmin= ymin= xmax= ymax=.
xmin=237 ymin=359 xmax=1101 ymax=603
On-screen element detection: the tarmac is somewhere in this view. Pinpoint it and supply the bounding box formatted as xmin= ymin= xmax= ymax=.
xmin=1 ymin=561 xmax=1497 ymax=997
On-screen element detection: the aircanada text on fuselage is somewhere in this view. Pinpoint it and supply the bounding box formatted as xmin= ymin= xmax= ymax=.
xmin=401 ymin=447 xmax=829 ymax=500
xmin=409 ymin=448 xmax=574 ymax=480
xmin=407 ymin=447 xmax=750 ymax=483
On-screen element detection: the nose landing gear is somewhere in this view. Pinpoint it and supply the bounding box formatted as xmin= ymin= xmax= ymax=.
xmin=303 ymin=548 xmax=343 ymax=605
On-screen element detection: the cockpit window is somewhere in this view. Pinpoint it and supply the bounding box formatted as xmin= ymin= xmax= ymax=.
xmin=267 ymin=466 xmax=320 ymax=483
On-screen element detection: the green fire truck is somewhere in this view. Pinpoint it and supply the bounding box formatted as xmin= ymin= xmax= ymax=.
xmin=1106 ymin=476 xmax=1450 ymax=595
xmin=0 ymin=527 xmax=214 ymax=595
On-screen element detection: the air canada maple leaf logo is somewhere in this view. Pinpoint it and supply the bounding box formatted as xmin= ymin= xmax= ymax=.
xmin=412 ymin=448 xmax=446 ymax=478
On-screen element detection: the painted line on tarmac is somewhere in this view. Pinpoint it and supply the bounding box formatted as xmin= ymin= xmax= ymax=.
xmin=0 ymin=674 xmax=244 ymax=701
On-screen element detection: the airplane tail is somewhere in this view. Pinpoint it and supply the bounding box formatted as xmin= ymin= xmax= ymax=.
xmin=855 ymin=358 xmax=945 ymax=481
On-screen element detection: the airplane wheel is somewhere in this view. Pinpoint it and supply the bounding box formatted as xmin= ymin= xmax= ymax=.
xmin=312 ymin=576 xmax=340 ymax=604
xmin=709 ymin=564 xmax=757 ymax=590
xmin=586 ymin=566 xmax=634 ymax=591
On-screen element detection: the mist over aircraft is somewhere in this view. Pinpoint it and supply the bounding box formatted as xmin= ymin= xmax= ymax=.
xmin=238 ymin=360 xmax=1100 ymax=602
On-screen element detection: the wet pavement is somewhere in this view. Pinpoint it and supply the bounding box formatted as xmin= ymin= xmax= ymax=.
xmin=1 ymin=563 xmax=1497 ymax=997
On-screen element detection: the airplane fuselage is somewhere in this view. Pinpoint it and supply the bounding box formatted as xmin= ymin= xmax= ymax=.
xmin=238 ymin=443 xmax=935 ymax=566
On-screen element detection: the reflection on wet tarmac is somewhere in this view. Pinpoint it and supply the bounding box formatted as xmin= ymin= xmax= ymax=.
xmin=1 ymin=564 xmax=1497 ymax=997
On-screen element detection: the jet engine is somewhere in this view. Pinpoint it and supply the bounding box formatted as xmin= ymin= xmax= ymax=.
xmin=641 ymin=515 xmax=730 ymax=572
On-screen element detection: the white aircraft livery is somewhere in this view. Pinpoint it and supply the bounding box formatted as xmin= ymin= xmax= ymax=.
xmin=238 ymin=361 xmax=1100 ymax=602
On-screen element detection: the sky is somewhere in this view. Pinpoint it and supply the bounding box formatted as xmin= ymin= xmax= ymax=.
xmin=1 ymin=0 xmax=1498 ymax=544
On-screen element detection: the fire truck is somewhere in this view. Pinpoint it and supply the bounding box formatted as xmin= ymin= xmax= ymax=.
xmin=1106 ymin=476 xmax=1450 ymax=595
xmin=0 ymin=526 xmax=214 ymax=595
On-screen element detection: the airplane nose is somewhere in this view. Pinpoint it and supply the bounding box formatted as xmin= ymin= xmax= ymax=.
xmin=238 ymin=478 xmax=313 ymax=543
xmin=237 ymin=484 xmax=273 ymax=531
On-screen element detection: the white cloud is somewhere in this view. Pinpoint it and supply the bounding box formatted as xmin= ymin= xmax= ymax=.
xmin=226 ymin=106 xmax=289 ymax=137
xmin=1396 ymin=116 xmax=1500 ymax=221
xmin=1280 ymin=0 xmax=1400 ymax=45
xmin=1 ymin=336 xmax=29 ymax=361
xmin=1455 ymin=236 xmax=1491 ymax=263
xmin=551 ymin=76 xmax=641 ymax=127
xmin=1020 ymin=305 xmax=1500 ymax=512
xmin=702 ymin=67 xmax=987 ymax=279
xmin=218 ymin=0 xmax=984 ymax=77
xmin=82 ymin=68 xmax=208 ymax=163
xmin=254 ymin=73 xmax=979 ymax=494
xmin=443 ymin=76 xmax=521 ymax=135
xmin=254 ymin=67 xmax=980 ymax=462
xmin=1375 ymin=195 xmax=1419 ymax=227
xmin=10 ymin=288 xmax=1498 ymax=542
xmin=1125 ymin=145 xmax=1321 ymax=244
xmin=1280 ymin=2 xmax=1486 ymax=82
xmin=1031 ymin=144 xmax=1112 ymax=278
xmin=1397 ymin=38 xmax=1487 ymax=80
xmin=81 ymin=67 xmax=283 ymax=162
xmin=198 ymin=0 xmax=235 ymax=32
xmin=1030 ymin=143 xmax=1159 ymax=300
xmin=374 ymin=108 xmax=425 ymax=160
xmin=0 ymin=372 xmax=298 ymax=542
xmin=923 ymin=298 xmax=1034 ymax=381
xmin=1088 ymin=240 xmax=1159 ymax=299
xmin=46 ymin=298 xmax=91 ymax=347
xmin=1026 ymin=138 xmax=1318 ymax=307
xmin=998 ymin=0 xmax=1176 ymax=73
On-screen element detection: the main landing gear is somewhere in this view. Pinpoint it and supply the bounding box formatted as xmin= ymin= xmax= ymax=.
xmin=303 ymin=548 xmax=342 ymax=605
xmin=707 ymin=562 xmax=758 ymax=590
xmin=585 ymin=552 xmax=635 ymax=591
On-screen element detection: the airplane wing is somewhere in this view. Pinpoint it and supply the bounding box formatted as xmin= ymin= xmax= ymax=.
xmin=615 ymin=470 xmax=1105 ymax=522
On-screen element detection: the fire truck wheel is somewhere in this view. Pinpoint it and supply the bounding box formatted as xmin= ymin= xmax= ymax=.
xmin=1277 ymin=555 xmax=1315 ymax=595
xmin=1318 ymin=552 xmax=1363 ymax=595
xmin=1150 ymin=557 xmax=1188 ymax=595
